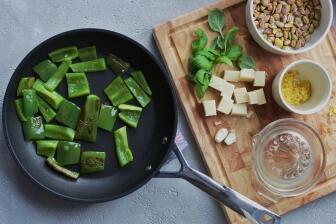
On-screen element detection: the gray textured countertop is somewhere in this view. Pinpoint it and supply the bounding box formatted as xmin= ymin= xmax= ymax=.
xmin=0 ymin=1 xmax=335 ymax=224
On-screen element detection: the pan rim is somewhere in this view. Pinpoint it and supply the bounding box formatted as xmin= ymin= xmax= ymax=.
xmin=2 ymin=28 xmax=178 ymax=202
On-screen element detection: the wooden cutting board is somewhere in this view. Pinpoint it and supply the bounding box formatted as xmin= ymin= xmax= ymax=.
xmin=154 ymin=0 xmax=336 ymax=223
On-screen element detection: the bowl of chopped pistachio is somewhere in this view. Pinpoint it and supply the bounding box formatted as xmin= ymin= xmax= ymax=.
xmin=246 ymin=0 xmax=333 ymax=55
xmin=272 ymin=59 xmax=332 ymax=114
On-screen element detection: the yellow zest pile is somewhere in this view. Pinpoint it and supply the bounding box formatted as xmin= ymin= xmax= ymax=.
xmin=281 ymin=70 xmax=311 ymax=105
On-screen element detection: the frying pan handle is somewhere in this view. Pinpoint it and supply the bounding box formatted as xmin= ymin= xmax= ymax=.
xmin=156 ymin=145 xmax=281 ymax=224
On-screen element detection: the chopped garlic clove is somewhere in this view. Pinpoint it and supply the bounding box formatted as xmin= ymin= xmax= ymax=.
xmin=215 ymin=128 xmax=229 ymax=143
xmin=224 ymin=131 xmax=236 ymax=145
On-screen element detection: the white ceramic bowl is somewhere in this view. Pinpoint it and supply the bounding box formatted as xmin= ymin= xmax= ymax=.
xmin=246 ymin=0 xmax=333 ymax=55
xmin=272 ymin=59 xmax=332 ymax=114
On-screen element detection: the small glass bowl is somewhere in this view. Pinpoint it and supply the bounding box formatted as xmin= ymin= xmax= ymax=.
xmin=252 ymin=118 xmax=326 ymax=197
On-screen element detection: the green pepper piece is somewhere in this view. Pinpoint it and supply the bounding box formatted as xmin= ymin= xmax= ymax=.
xmin=78 ymin=46 xmax=97 ymax=61
xmin=124 ymin=77 xmax=151 ymax=107
xmin=36 ymin=140 xmax=58 ymax=157
xmin=45 ymin=60 xmax=71 ymax=91
xmin=80 ymin=151 xmax=106 ymax=173
xmin=33 ymin=59 xmax=58 ymax=82
xmin=48 ymin=46 xmax=78 ymax=63
xmin=97 ymin=104 xmax=118 ymax=132
xmin=119 ymin=111 xmax=141 ymax=128
xmin=114 ymin=126 xmax=133 ymax=167
xmin=44 ymin=124 xmax=75 ymax=141
xmin=56 ymin=141 xmax=81 ymax=166
xmin=15 ymin=99 xmax=27 ymax=122
xmin=106 ymin=54 xmax=130 ymax=76
xmin=65 ymin=73 xmax=90 ymax=98
xmin=55 ymin=100 xmax=81 ymax=129
xmin=33 ymin=79 xmax=64 ymax=109
xmin=46 ymin=157 xmax=79 ymax=179
xmin=118 ymin=104 xmax=142 ymax=128
xmin=118 ymin=104 xmax=143 ymax=112
xmin=131 ymin=70 xmax=152 ymax=96
xmin=17 ymin=77 xmax=35 ymax=97
xmin=75 ymin=95 xmax=100 ymax=142
xmin=104 ymin=76 xmax=133 ymax=106
xmin=37 ymin=96 xmax=56 ymax=123
xmin=22 ymin=116 xmax=45 ymax=140
xmin=22 ymin=89 xmax=38 ymax=117
xmin=70 ymin=58 xmax=106 ymax=73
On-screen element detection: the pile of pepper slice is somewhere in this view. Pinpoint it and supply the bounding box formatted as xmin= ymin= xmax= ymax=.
xmin=14 ymin=45 xmax=153 ymax=180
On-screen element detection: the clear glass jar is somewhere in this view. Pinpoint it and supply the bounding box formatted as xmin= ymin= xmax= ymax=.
xmin=252 ymin=118 xmax=326 ymax=198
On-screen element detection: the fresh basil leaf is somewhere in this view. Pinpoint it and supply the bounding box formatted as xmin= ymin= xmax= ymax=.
xmin=216 ymin=55 xmax=233 ymax=66
xmin=188 ymin=56 xmax=199 ymax=74
xmin=208 ymin=9 xmax=225 ymax=35
xmin=223 ymin=26 xmax=239 ymax=53
xmin=194 ymin=69 xmax=211 ymax=98
xmin=238 ymin=54 xmax=256 ymax=69
xmin=217 ymin=36 xmax=225 ymax=50
xmin=227 ymin=44 xmax=243 ymax=61
xmin=195 ymin=48 xmax=220 ymax=61
xmin=191 ymin=28 xmax=208 ymax=52
xmin=210 ymin=37 xmax=219 ymax=50
xmin=189 ymin=54 xmax=213 ymax=71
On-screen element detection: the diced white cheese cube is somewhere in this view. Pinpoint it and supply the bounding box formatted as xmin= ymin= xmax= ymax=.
xmin=220 ymin=81 xmax=235 ymax=98
xmin=253 ymin=71 xmax=266 ymax=87
xmin=255 ymin=88 xmax=267 ymax=105
xmin=217 ymin=95 xmax=234 ymax=115
xmin=224 ymin=131 xmax=236 ymax=145
xmin=233 ymin=87 xmax=248 ymax=104
xmin=224 ymin=70 xmax=240 ymax=82
xmin=215 ymin=128 xmax=229 ymax=143
xmin=202 ymin=100 xmax=217 ymax=116
xmin=240 ymin=69 xmax=255 ymax=82
xmin=231 ymin=103 xmax=247 ymax=116
xmin=209 ymin=75 xmax=227 ymax=92
xmin=247 ymin=91 xmax=259 ymax=104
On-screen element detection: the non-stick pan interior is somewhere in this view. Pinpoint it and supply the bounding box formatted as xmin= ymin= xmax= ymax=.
xmin=3 ymin=29 xmax=177 ymax=201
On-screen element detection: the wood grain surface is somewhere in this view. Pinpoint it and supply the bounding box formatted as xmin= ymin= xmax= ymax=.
xmin=154 ymin=0 xmax=336 ymax=223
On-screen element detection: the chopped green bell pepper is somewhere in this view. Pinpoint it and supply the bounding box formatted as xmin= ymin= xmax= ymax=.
xmin=55 ymin=100 xmax=81 ymax=129
xmin=46 ymin=157 xmax=79 ymax=179
xmin=118 ymin=104 xmax=142 ymax=128
xmin=33 ymin=59 xmax=58 ymax=82
xmin=45 ymin=60 xmax=71 ymax=91
xmin=37 ymin=96 xmax=56 ymax=123
xmin=118 ymin=104 xmax=143 ymax=111
xmin=33 ymin=79 xmax=64 ymax=109
xmin=119 ymin=111 xmax=141 ymax=128
xmin=17 ymin=77 xmax=35 ymax=96
xmin=97 ymin=104 xmax=118 ymax=132
xmin=70 ymin=58 xmax=106 ymax=73
xmin=104 ymin=76 xmax=133 ymax=106
xmin=22 ymin=116 xmax=45 ymax=140
xmin=36 ymin=140 xmax=58 ymax=157
xmin=80 ymin=151 xmax=106 ymax=173
xmin=106 ymin=54 xmax=130 ymax=76
xmin=131 ymin=70 xmax=152 ymax=96
xmin=114 ymin=126 xmax=133 ymax=167
xmin=75 ymin=95 xmax=100 ymax=142
xmin=124 ymin=77 xmax=151 ymax=107
xmin=56 ymin=141 xmax=81 ymax=166
xmin=44 ymin=124 xmax=75 ymax=141
xmin=22 ymin=89 xmax=38 ymax=117
xmin=15 ymin=99 xmax=27 ymax=122
xmin=48 ymin=46 xmax=78 ymax=63
xmin=78 ymin=46 xmax=97 ymax=61
xmin=65 ymin=73 xmax=90 ymax=98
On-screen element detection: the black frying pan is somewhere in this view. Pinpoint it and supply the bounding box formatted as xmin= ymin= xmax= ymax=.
xmin=2 ymin=29 xmax=280 ymax=224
